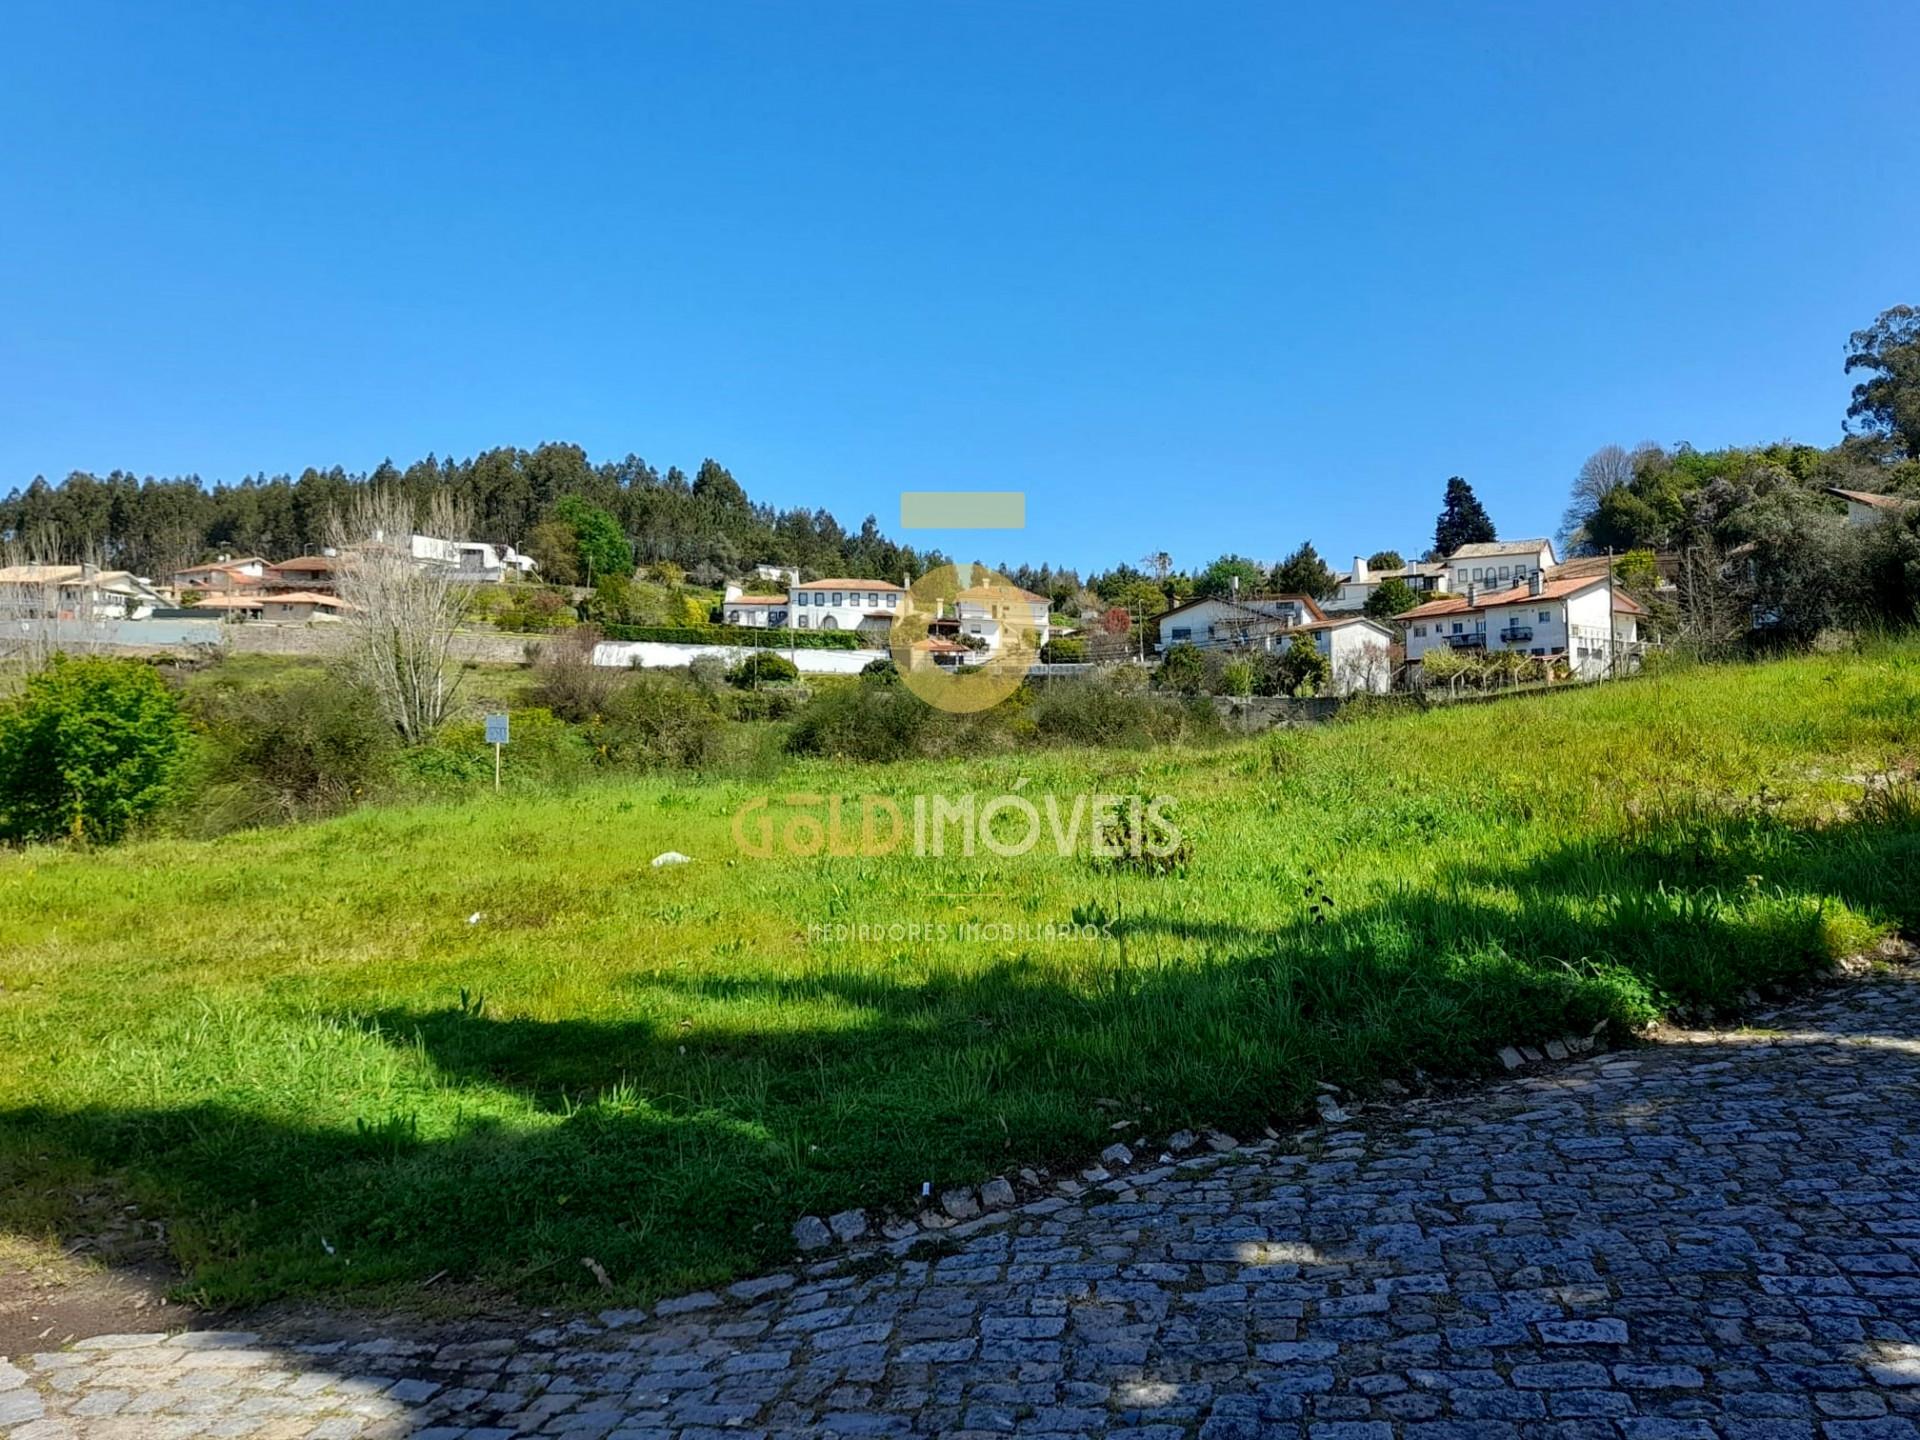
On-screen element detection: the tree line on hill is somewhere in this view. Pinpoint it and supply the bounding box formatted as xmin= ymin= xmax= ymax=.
xmin=0 ymin=446 xmax=949 ymax=590
xmin=5 ymin=306 xmax=1915 ymax=650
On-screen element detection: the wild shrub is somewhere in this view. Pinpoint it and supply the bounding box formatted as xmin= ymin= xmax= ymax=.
xmin=0 ymin=655 xmax=191 ymax=844
xmin=527 ymin=626 xmax=620 ymax=721
xmin=786 ymin=680 xmax=932 ymax=761
xmin=1031 ymin=677 xmax=1222 ymax=748
xmin=594 ymin=673 xmax=726 ymax=770
xmin=191 ymin=668 xmax=397 ymax=824
xmin=402 ymin=707 xmax=597 ymax=788
xmin=1155 ymin=642 xmax=1207 ymax=695
xmin=729 ymin=686 xmax=808 ymax=722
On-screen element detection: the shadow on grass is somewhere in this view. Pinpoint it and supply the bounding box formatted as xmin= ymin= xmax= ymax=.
xmin=0 ymin=807 xmax=1915 ymax=1312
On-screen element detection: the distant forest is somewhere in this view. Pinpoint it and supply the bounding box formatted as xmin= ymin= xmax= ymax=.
xmin=0 ymin=445 xmax=945 ymax=587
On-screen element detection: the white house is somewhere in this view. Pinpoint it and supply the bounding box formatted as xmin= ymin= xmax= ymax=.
xmin=1445 ymin=538 xmax=1557 ymax=593
xmin=173 ymin=556 xmax=268 ymax=594
xmin=1325 ymin=556 xmax=1449 ymax=614
xmin=753 ymin=563 xmax=801 ymax=587
xmin=1299 ymin=615 xmax=1397 ymax=694
xmin=1156 ymin=593 xmax=1324 ymax=653
xmin=0 ymin=564 xmax=168 ymax=620
xmin=407 ymin=534 xmax=539 ymax=581
xmin=788 ymin=578 xmax=904 ymax=638
xmin=1399 ymin=572 xmax=1644 ymax=681
xmin=1827 ymin=487 xmax=1912 ymax=527
xmin=955 ymin=582 xmax=1051 ymax=657
xmin=721 ymin=585 xmax=791 ymax=627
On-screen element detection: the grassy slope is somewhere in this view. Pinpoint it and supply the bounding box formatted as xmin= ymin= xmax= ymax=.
xmin=1 ymin=644 xmax=1917 ymax=1307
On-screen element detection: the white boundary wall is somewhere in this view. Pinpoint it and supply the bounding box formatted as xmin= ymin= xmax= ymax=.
xmin=593 ymin=640 xmax=877 ymax=675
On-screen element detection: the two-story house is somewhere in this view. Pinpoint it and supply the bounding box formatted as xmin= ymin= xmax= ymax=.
xmin=955 ymin=582 xmax=1051 ymax=657
xmin=265 ymin=554 xmax=338 ymax=594
xmin=1324 ymin=555 xmax=1450 ymax=613
xmin=1399 ymin=572 xmax=1643 ymax=680
xmin=173 ymin=556 xmax=268 ymax=595
xmin=789 ymin=578 xmax=905 ymax=638
xmin=1444 ymin=538 xmax=1557 ymax=593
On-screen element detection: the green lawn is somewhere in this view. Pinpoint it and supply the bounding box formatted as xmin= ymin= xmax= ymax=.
xmin=2 ymin=644 xmax=1917 ymax=1308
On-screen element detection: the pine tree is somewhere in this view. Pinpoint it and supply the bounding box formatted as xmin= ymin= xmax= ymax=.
xmin=1432 ymin=477 xmax=1497 ymax=558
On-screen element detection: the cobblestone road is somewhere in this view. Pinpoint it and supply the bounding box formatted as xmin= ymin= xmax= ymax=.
xmin=6 ymin=969 xmax=1919 ymax=1440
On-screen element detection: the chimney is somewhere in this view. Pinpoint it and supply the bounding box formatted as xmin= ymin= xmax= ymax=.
xmin=1529 ymin=570 xmax=1543 ymax=597
xmin=724 ymin=583 xmax=743 ymax=603
xmin=1352 ymin=555 xmax=1369 ymax=584
xmin=1466 ymin=581 xmax=1478 ymax=606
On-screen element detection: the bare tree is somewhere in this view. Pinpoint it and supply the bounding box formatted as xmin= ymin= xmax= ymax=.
xmin=1560 ymin=442 xmax=1659 ymax=551
xmin=1672 ymin=539 xmax=1750 ymax=659
xmin=1140 ymin=551 xmax=1173 ymax=582
xmin=0 ymin=524 xmax=111 ymax=677
xmin=1335 ymin=640 xmax=1392 ymax=695
xmin=328 ymin=489 xmax=475 ymax=741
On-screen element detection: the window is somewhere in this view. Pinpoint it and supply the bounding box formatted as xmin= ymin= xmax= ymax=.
xmin=868 ymin=592 xmax=878 ymax=606
xmin=727 ymin=610 xmax=740 ymax=624
xmin=1532 ymin=647 xmax=1546 ymax=656
xmin=1412 ymin=625 xmax=1426 ymax=637
xmin=1475 ymin=619 xmax=1486 ymax=632
xmin=1499 ymin=565 xmax=1510 ymax=580
xmin=1170 ymin=626 xmax=1191 ymax=641
xmin=795 ymin=591 xmax=808 ymax=606
xmin=886 ymin=593 xmax=897 ymax=609
xmin=1451 ymin=621 xmax=1463 ymax=634
xmin=832 ymin=592 xmax=843 ymax=607
xmin=797 ymin=615 xmax=809 ymax=629
xmin=1456 ymin=570 xmax=1468 ymax=585
xmin=1538 ymin=610 xmax=1551 ymax=622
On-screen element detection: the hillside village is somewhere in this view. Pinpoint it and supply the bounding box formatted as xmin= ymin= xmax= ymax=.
xmin=5 ymin=468 xmax=1918 ymax=698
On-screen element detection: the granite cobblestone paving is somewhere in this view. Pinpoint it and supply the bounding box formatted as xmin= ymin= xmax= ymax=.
xmin=7 ymin=970 xmax=1919 ymax=1439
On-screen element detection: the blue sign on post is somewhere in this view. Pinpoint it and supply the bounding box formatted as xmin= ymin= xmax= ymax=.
xmin=485 ymin=713 xmax=508 ymax=791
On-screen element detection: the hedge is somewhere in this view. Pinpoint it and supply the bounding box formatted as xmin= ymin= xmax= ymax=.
xmin=598 ymin=623 xmax=870 ymax=650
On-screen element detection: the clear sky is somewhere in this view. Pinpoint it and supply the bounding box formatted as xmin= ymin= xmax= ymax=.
xmin=2 ymin=2 xmax=1914 ymax=572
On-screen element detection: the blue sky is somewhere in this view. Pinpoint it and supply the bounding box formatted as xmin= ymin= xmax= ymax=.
xmin=1 ymin=2 xmax=1914 ymax=572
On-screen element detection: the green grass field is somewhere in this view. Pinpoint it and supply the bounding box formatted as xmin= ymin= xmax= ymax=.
xmin=2 ymin=644 xmax=1917 ymax=1309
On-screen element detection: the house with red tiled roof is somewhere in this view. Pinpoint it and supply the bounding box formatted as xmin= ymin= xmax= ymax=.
xmin=721 ymin=584 xmax=791 ymax=627
xmin=1398 ymin=571 xmax=1645 ymax=680
xmin=788 ymin=578 xmax=906 ymax=638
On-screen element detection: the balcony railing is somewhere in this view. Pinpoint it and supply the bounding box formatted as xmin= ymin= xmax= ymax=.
xmin=1444 ymin=632 xmax=1486 ymax=649
xmin=1499 ymin=626 xmax=1533 ymax=643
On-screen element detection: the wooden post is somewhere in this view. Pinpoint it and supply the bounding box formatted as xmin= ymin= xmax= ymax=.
xmin=494 ymin=741 xmax=502 ymax=793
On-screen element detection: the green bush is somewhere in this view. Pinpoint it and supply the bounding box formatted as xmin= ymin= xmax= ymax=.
xmin=490 ymin=586 xmax=579 ymax=634
xmin=729 ymin=686 xmax=808 ymax=722
xmin=727 ymin=652 xmax=799 ymax=688
xmin=786 ymin=681 xmax=933 ymax=762
xmin=400 ymin=708 xmax=596 ymax=790
xmin=1218 ymin=657 xmax=1256 ymax=697
xmin=1040 ymin=635 xmax=1088 ymax=664
xmin=190 ymin=668 xmax=397 ymax=824
xmin=860 ymin=657 xmax=901 ymax=684
xmin=1155 ymin=641 xmax=1207 ymax=696
xmin=591 ymin=674 xmax=727 ymax=770
xmin=598 ymin=623 xmax=864 ymax=650
xmin=0 ymin=656 xmax=191 ymax=845
xmin=1030 ymin=678 xmax=1223 ymax=748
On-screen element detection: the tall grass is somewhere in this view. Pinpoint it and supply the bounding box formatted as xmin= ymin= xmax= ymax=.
xmin=0 ymin=640 xmax=1915 ymax=1307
